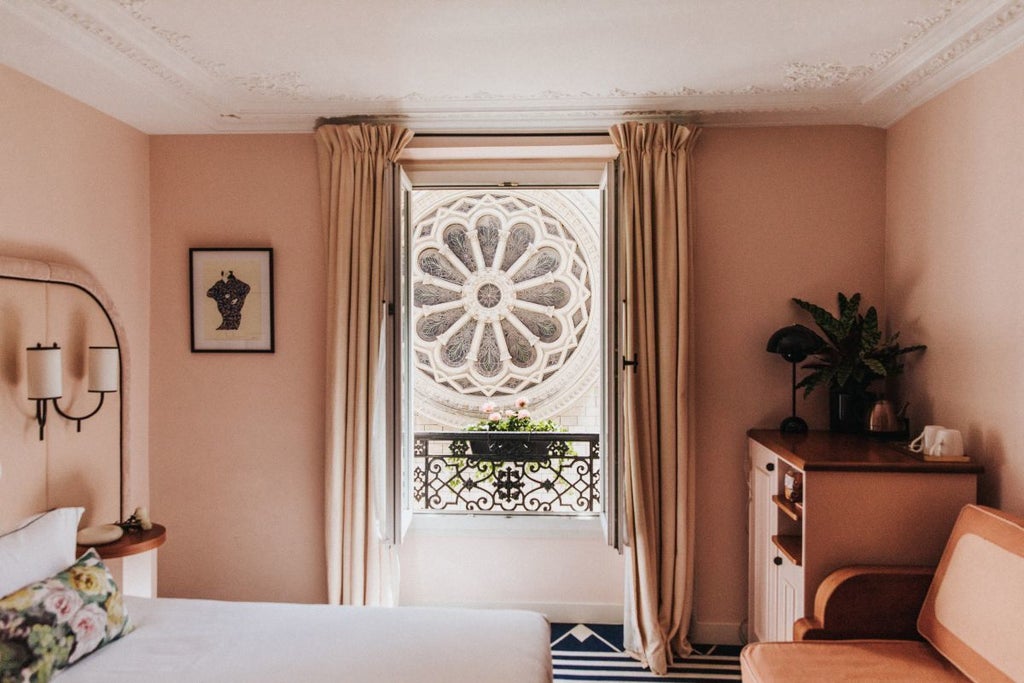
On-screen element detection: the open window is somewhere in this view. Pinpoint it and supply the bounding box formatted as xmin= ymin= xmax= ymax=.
xmin=383 ymin=136 xmax=623 ymax=550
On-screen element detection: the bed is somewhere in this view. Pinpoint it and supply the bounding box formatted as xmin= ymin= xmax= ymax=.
xmin=0 ymin=509 xmax=552 ymax=682
xmin=62 ymin=598 xmax=551 ymax=682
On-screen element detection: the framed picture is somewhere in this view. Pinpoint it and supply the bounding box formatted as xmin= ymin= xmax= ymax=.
xmin=189 ymin=248 xmax=274 ymax=352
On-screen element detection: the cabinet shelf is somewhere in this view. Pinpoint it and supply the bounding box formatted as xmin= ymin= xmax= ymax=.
xmin=772 ymin=534 xmax=802 ymax=566
xmin=772 ymin=495 xmax=802 ymax=521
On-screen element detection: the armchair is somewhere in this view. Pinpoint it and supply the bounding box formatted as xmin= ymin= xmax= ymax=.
xmin=741 ymin=504 xmax=1024 ymax=682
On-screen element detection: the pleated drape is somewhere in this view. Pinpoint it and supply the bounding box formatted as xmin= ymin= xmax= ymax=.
xmin=315 ymin=123 xmax=413 ymax=606
xmin=610 ymin=121 xmax=700 ymax=674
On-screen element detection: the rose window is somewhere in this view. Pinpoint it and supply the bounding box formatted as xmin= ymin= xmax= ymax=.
xmin=412 ymin=190 xmax=600 ymax=426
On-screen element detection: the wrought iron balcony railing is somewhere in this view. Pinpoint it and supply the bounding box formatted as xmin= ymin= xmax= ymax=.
xmin=412 ymin=431 xmax=600 ymax=514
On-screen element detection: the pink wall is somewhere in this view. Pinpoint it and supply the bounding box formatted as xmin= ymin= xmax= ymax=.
xmin=691 ymin=126 xmax=887 ymax=638
xmin=148 ymin=134 xmax=327 ymax=602
xmin=0 ymin=64 xmax=151 ymax=512
xmin=886 ymin=45 xmax=1024 ymax=515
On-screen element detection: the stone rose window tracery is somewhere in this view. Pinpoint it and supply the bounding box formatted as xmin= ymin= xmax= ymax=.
xmin=412 ymin=190 xmax=601 ymax=427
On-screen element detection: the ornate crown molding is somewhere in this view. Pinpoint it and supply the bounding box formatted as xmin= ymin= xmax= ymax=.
xmin=48 ymin=0 xmax=975 ymax=106
xmin=894 ymin=0 xmax=1024 ymax=93
xmin=3 ymin=0 xmax=1022 ymax=132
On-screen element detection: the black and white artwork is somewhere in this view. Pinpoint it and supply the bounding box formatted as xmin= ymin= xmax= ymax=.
xmin=190 ymin=248 xmax=274 ymax=352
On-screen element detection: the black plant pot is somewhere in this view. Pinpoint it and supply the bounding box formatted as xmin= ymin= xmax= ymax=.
xmin=465 ymin=435 xmax=568 ymax=462
xmin=829 ymin=389 xmax=868 ymax=433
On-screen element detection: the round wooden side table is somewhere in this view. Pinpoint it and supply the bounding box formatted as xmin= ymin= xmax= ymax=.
xmin=78 ymin=523 xmax=166 ymax=559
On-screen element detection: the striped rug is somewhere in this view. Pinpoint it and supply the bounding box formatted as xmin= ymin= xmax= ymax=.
xmin=551 ymin=623 xmax=742 ymax=682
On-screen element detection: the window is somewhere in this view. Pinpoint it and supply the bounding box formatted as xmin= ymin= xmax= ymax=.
xmin=410 ymin=188 xmax=602 ymax=514
xmin=385 ymin=135 xmax=623 ymax=547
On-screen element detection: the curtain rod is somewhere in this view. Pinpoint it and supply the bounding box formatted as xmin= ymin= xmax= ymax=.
xmin=315 ymin=114 xmax=693 ymax=133
xmin=314 ymin=117 xmax=608 ymax=137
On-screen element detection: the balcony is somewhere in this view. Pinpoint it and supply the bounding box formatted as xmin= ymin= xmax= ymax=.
xmin=412 ymin=431 xmax=600 ymax=514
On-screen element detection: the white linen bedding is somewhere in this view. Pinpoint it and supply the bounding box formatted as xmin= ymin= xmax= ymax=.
xmin=59 ymin=596 xmax=552 ymax=683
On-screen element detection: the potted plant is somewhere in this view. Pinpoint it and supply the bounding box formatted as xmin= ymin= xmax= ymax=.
xmin=457 ymin=398 xmax=570 ymax=460
xmin=792 ymin=292 xmax=926 ymax=432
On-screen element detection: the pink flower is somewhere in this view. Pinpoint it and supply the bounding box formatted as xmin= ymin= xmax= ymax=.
xmin=517 ymin=409 xmax=531 ymax=419
xmin=68 ymin=603 xmax=107 ymax=662
xmin=516 ymin=397 xmax=529 ymax=409
xmin=488 ymin=412 xmax=502 ymax=421
xmin=504 ymin=410 xmax=515 ymax=417
xmin=481 ymin=402 xmax=497 ymax=414
xmin=43 ymin=586 xmax=83 ymax=624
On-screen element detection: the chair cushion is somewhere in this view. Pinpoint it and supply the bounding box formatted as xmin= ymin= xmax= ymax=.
xmin=918 ymin=504 xmax=1024 ymax=683
xmin=740 ymin=640 xmax=969 ymax=682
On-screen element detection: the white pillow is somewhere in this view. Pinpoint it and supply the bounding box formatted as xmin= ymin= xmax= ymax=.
xmin=0 ymin=506 xmax=83 ymax=596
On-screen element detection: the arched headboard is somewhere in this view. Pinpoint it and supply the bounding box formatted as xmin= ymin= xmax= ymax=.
xmin=0 ymin=255 xmax=129 ymax=528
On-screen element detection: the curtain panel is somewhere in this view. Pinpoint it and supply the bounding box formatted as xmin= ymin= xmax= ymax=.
xmin=315 ymin=123 xmax=413 ymax=606
xmin=610 ymin=121 xmax=700 ymax=674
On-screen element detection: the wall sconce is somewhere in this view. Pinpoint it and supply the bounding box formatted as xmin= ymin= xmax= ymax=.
xmin=766 ymin=324 xmax=824 ymax=434
xmin=27 ymin=343 xmax=118 ymax=441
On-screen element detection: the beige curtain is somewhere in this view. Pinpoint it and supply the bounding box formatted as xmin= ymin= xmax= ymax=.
xmin=315 ymin=123 xmax=413 ymax=606
xmin=610 ymin=121 xmax=700 ymax=674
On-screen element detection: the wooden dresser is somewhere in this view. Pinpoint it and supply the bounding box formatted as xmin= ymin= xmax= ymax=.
xmin=747 ymin=429 xmax=982 ymax=643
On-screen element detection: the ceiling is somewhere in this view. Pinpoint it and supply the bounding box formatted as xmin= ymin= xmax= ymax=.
xmin=2 ymin=0 xmax=1023 ymax=134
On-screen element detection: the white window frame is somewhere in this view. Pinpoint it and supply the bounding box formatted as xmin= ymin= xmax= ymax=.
xmin=386 ymin=135 xmax=623 ymax=550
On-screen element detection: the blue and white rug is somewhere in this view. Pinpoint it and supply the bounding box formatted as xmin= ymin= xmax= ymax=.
xmin=551 ymin=624 xmax=742 ymax=682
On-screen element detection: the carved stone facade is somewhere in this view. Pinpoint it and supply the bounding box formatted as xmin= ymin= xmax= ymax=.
xmin=412 ymin=189 xmax=601 ymax=429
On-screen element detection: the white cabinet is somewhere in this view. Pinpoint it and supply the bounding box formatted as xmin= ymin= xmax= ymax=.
xmin=748 ymin=442 xmax=782 ymax=642
xmin=748 ymin=440 xmax=804 ymax=643
xmin=747 ymin=431 xmax=980 ymax=643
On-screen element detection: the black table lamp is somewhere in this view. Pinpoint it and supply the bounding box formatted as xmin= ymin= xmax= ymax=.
xmin=766 ymin=324 xmax=825 ymax=433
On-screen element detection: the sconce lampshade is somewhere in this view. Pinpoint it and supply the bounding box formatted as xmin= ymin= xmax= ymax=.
xmin=26 ymin=342 xmax=118 ymax=441
xmin=88 ymin=346 xmax=119 ymax=393
xmin=26 ymin=344 xmax=62 ymax=400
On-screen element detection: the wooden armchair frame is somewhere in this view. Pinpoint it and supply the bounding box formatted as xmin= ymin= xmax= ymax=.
xmin=793 ymin=565 xmax=935 ymax=641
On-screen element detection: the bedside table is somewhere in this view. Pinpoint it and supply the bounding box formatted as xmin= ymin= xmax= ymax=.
xmin=78 ymin=524 xmax=166 ymax=598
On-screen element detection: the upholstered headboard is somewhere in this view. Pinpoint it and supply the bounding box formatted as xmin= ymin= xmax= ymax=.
xmin=0 ymin=256 xmax=128 ymax=529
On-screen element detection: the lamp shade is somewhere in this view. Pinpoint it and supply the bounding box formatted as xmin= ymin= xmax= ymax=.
xmin=766 ymin=324 xmax=824 ymax=363
xmin=27 ymin=344 xmax=62 ymax=400
xmin=88 ymin=346 xmax=119 ymax=393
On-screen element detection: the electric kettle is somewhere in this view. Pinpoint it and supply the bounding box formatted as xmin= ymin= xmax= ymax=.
xmin=865 ymin=399 xmax=899 ymax=434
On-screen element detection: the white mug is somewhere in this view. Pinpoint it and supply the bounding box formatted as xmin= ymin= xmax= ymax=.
xmin=928 ymin=429 xmax=964 ymax=457
xmin=909 ymin=425 xmax=945 ymax=453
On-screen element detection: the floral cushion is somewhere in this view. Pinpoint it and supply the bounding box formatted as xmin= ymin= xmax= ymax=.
xmin=0 ymin=549 xmax=132 ymax=683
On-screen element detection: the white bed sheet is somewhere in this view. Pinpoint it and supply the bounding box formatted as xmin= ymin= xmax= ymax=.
xmin=60 ymin=596 xmax=552 ymax=683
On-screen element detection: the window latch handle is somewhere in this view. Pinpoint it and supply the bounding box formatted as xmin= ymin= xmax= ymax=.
xmin=622 ymin=353 xmax=638 ymax=373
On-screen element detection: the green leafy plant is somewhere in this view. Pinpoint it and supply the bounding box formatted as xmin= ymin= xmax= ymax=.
xmin=792 ymin=292 xmax=926 ymax=398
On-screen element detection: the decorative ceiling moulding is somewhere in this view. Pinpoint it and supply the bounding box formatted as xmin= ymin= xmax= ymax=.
xmin=212 ymin=105 xmax=864 ymax=135
xmin=2 ymin=0 xmax=1023 ymax=133
xmin=0 ymin=0 xmax=223 ymax=132
xmin=857 ymin=0 xmax=1024 ymax=126
xmin=35 ymin=0 xmax=225 ymax=101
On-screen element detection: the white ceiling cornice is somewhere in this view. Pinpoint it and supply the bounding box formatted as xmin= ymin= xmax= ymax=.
xmin=2 ymin=0 xmax=1023 ymax=134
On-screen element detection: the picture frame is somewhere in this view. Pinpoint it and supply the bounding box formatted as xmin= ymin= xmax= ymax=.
xmin=189 ymin=248 xmax=274 ymax=353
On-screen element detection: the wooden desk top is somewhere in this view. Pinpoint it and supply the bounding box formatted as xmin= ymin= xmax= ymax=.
xmin=78 ymin=523 xmax=166 ymax=560
xmin=748 ymin=430 xmax=984 ymax=474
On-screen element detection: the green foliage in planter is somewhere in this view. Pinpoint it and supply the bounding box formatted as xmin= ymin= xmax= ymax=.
xmin=792 ymin=292 xmax=926 ymax=398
